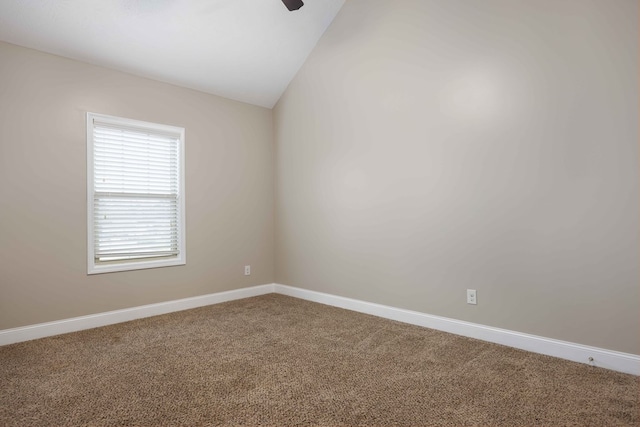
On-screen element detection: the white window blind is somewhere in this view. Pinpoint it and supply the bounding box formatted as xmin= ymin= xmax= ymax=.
xmin=87 ymin=113 xmax=185 ymax=274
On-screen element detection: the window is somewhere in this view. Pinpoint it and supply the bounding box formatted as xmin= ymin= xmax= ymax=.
xmin=87 ymin=113 xmax=185 ymax=274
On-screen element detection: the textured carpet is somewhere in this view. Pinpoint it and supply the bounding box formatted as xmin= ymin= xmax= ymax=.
xmin=0 ymin=294 xmax=638 ymax=426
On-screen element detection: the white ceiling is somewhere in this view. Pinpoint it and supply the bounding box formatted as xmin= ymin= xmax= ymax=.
xmin=0 ymin=0 xmax=345 ymax=108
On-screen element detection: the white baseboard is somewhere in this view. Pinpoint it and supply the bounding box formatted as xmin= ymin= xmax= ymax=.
xmin=0 ymin=284 xmax=275 ymax=347
xmin=273 ymin=284 xmax=640 ymax=376
xmin=1 ymin=282 xmax=637 ymax=376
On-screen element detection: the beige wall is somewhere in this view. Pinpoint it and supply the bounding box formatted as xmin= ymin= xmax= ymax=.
xmin=275 ymin=0 xmax=639 ymax=354
xmin=1 ymin=0 xmax=638 ymax=355
xmin=0 ymin=41 xmax=275 ymax=329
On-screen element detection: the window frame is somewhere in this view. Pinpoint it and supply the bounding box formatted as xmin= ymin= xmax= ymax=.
xmin=86 ymin=112 xmax=186 ymax=275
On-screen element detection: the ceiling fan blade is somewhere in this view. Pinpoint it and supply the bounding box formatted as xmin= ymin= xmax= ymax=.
xmin=282 ymin=0 xmax=304 ymax=11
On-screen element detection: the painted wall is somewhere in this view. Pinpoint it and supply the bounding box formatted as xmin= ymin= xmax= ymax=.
xmin=0 ymin=41 xmax=275 ymax=329
xmin=274 ymin=0 xmax=639 ymax=354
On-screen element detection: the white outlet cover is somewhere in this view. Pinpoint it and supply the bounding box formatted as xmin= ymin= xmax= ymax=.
xmin=467 ymin=289 xmax=477 ymax=305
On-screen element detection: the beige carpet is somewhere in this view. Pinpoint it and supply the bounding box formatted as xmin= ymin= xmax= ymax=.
xmin=0 ymin=294 xmax=638 ymax=426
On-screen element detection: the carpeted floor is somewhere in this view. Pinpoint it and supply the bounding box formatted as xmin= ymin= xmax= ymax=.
xmin=0 ymin=294 xmax=638 ymax=426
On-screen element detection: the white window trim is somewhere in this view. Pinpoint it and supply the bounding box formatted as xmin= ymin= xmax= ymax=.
xmin=87 ymin=112 xmax=186 ymax=275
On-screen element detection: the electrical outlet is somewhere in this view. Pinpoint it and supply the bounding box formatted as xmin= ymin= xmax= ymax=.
xmin=244 ymin=265 xmax=251 ymax=276
xmin=467 ymin=289 xmax=477 ymax=305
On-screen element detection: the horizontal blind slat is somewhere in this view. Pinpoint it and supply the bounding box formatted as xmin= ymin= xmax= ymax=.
xmin=94 ymin=192 xmax=178 ymax=199
xmin=95 ymin=250 xmax=179 ymax=257
xmin=94 ymin=146 xmax=178 ymax=160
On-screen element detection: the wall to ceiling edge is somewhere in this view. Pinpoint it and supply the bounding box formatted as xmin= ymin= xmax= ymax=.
xmin=274 ymin=0 xmax=640 ymax=355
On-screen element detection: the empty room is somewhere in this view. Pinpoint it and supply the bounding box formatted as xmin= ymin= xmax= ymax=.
xmin=0 ymin=0 xmax=638 ymax=425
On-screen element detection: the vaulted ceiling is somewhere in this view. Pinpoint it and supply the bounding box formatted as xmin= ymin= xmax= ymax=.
xmin=0 ymin=0 xmax=345 ymax=108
